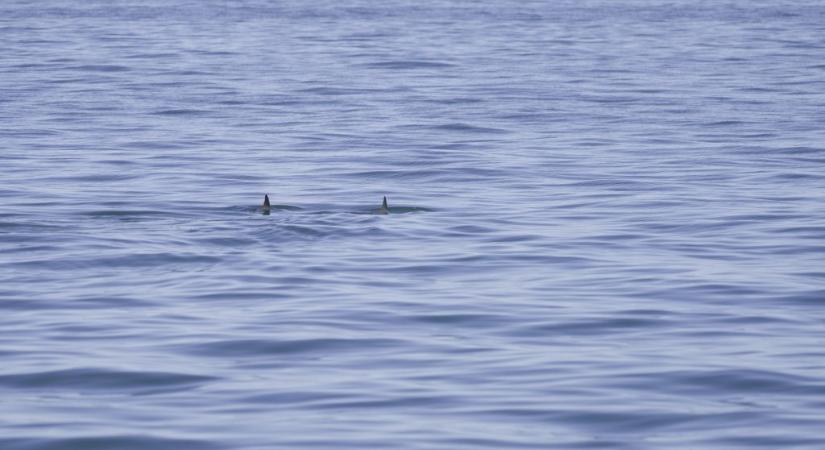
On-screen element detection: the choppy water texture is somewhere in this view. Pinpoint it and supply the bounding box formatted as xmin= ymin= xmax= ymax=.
xmin=2 ymin=1 xmax=825 ymax=449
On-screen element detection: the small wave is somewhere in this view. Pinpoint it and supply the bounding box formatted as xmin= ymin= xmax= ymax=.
xmin=384 ymin=206 xmax=433 ymax=213
xmin=51 ymin=174 xmax=138 ymax=182
xmin=151 ymin=109 xmax=211 ymax=116
xmin=69 ymin=64 xmax=130 ymax=72
xmin=408 ymin=313 xmax=500 ymax=326
xmin=510 ymin=317 xmax=671 ymax=337
xmin=429 ymin=123 xmax=509 ymax=134
xmin=11 ymin=252 xmax=220 ymax=270
xmin=123 ymin=52 xmax=178 ymax=59
xmin=0 ymin=436 xmax=223 ymax=450
xmin=79 ymin=209 xmax=192 ymax=220
xmin=363 ymin=60 xmax=455 ymax=70
xmin=122 ymin=140 xmax=189 ymax=149
xmin=779 ymin=290 xmax=825 ymax=305
xmin=609 ymin=368 xmax=821 ymax=396
xmin=312 ymin=394 xmax=457 ymax=410
xmin=703 ymin=120 xmax=747 ymax=127
xmin=250 ymin=204 xmax=302 ymax=212
xmin=0 ymin=295 xmax=157 ymax=311
xmin=550 ymin=408 xmax=697 ymax=433
xmin=0 ymin=368 xmax=216 ymax=392
xmin=179 ymin=337 xmax=404 ymax=358
xmin=297 ymin=87 xmax=392 ymax=96
xmin=425 ymin=97 xmax=485 ymax=105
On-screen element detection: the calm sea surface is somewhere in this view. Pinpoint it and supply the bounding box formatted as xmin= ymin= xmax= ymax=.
xmin=2 ymin=1 xmax=825 ymax=449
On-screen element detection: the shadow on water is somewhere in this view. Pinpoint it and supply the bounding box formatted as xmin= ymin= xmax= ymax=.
xmin=251 ymin=204 xmax=303 ymax=216
xmin=254 ymin=204 xmax=434 ymax=216
xmin=62 ymin=197 xmax=432 ymax=219
xmin=0 ymin=437 xmax=223 ymax=450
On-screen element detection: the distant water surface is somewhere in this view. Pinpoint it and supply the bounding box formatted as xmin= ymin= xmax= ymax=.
xmin=2 ymin=1 xmax=825 ymax=449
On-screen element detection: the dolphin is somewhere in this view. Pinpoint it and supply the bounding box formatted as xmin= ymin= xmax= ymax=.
xmin=377 ymin=196 xmax=389 ymax=215
xmin=260 ymin=194 xmax=271 ymax=214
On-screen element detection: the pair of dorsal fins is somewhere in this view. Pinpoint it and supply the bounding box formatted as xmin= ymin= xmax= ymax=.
xmin=260 ymin=194 xmax=388 ymax=213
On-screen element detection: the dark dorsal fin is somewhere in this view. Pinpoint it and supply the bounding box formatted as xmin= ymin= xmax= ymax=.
xmin=382 ymin=196 xmax=388 ymax=209
xmin=264 ymin=194 xmax=270 ymax=208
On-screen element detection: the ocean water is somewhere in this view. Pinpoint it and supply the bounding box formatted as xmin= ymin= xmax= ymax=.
xmin=2 ymin=0 xmax=825 ymax=448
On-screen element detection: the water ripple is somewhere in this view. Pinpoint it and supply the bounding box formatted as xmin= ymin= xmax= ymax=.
xmin=2 ymin=1 xmax=825 ymax=449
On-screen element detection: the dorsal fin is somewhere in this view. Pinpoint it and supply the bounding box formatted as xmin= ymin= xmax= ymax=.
xmin=382 ymin=196 xmax=388 ymax=209
xmin=261 ymin=194 xmax=271 ymax=214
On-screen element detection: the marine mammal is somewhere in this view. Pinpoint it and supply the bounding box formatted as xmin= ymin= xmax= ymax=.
xmin=260 ymin=194 xmax=271 ymax=214
xmin=377 ymin=196 xmax=389 ymax=215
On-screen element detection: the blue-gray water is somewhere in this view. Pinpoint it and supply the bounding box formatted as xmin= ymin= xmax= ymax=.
xmin=2 ymin=1 xmax=825 ymax=449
